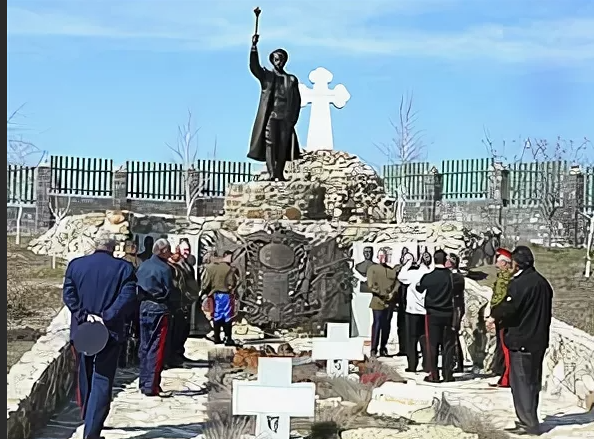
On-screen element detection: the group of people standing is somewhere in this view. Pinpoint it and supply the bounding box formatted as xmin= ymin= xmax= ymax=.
xmin=365 ymin=244 xmax=553 ymax=436
xmin=62 ymin=233 xmax=238 ymax=439
xmin=366 ymin=247 xmax=465 ymax=383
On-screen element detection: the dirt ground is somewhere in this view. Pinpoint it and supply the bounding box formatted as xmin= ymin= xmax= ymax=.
xmin=7 ymin=236 xmax=66 ymax=373
xmin=469 ymin=245 xmax=594 ymax=335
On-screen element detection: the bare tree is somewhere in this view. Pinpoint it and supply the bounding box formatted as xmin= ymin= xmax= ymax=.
xmin=166 ymin=110 xmax=213 ymax=219
xmin=516 ymin=137 xmax=592 ymax=247
xmin=482 ymin=130 xmax=593 ymax=248
xmin=7 ymin=104 xmax=46 ymax=244
xmin=374 ymin=92 xmax=427 ymax=223
xmin=375 ymin=92 xmax=427 ymax=164
xmin=7 ymin=104 xmax=46 ymax=166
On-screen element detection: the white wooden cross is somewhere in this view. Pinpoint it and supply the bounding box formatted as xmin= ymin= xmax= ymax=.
xmin=311 ymin=322 xmax=364 ymax=377
xmin=299 ymin=67 xmax=351 ymax=152
xmin=232 ymin=357 xmax=315 ymax=439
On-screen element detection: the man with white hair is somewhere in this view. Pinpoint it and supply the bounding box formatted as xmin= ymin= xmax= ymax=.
xmin=136 ymin=238 xmax=175 ymax=397
xmin=63 ymin=233 xmax=137 ymax=439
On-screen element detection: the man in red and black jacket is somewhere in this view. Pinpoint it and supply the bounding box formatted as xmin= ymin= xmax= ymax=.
xmin=490 ymin=246 xmax=553 ymax=436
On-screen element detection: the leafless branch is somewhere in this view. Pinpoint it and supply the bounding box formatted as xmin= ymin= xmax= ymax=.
xmin=7 ymin=104 xmax=45 ymax=166
xmin=48 ymin=195 xmax=71 ymax=225
xmin=374 ymin=92 xmax=427 ymax=165
xmin=167 ymin=110 xmax=218 ymax=219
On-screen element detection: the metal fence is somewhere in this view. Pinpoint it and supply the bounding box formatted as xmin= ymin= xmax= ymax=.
xmin=7 ymin=165 xmax=36 ymax=205
xmin=50 ymin=155 xmax=114 ymax=197
xmin=384 ymin=158 xmax=593 ymax=209
xmin=126 ymin=159 xmax=254 ymax=200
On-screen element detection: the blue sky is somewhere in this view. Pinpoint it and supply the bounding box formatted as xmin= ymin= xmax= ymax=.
xmin=7 ymin=0 xmax=594 ymax=169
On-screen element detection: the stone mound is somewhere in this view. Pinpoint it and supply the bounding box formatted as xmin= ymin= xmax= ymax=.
xmin=28 ymin=211 xmax=130 ymax=259
xmin=223 ymin=150 xmax=395 ymax=222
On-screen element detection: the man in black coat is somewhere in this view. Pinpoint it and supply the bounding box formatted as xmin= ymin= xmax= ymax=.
xmin=490 ymin=246 xmax=553 ymax=436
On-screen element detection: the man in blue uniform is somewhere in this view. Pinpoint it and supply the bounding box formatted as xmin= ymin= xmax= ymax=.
xmin=136 ymin=238 xmax=176 ymax=397
xmin=63 ymin=234 xmax=137 ymax=439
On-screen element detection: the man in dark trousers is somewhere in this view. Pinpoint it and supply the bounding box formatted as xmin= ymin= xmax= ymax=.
xmin=490 ymin=246 xmax=553 ymax=436
xmin=417 ymin=249 xmax=456 ymax=383
xmin=62 ymin=234 xmax=137 ymax=439
xmin=446 ymin=253 xmax=466 ymax=373
xmin=136 ymin=238 xmax=176 ymax=398
xmin=202 ymin=251 xmax=239 ymax=346
xmin=366 ymin=247 xmax=398 ymax=357
xmin=166 ymin=239 xmax=202 ymax=368
xmin=487 ymin=248 xmax=514 ymax=388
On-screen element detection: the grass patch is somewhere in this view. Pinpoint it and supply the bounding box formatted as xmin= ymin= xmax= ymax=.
xmin=7 ymin=235 xmax=66 ymax=372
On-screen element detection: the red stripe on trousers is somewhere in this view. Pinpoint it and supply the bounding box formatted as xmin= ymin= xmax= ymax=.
xmin=151 ymin=315 xmax=169 ymax=394
xmin=499 ymin=329 xmax=511 ymax=387
xmin=424 ymin=315 xmax=437 ymax=380
xmin=71 ymin=344 xmax=83 ymax=414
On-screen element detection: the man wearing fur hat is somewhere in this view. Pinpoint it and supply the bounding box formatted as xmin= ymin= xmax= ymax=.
xmin=487 ymin=248 xmax=514 ymax=388
xmin=490 ymin=246 xmax=553 ymax=436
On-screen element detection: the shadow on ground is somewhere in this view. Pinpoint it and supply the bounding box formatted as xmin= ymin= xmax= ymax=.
xmin=33 ymin=367 xmax=139 ymax=439
xmin=105 ymin=422 xmax=205 ymax=439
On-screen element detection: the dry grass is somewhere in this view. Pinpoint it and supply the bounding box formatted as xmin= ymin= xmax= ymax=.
xmin=470 ymin=244 xmax=594 ymax=335
xmin=7 ymin=236 xmax=66 ymax=372
xmin=434 ymin=397 xmax=512 ymax=439
xmin=203 ymin=414 xmax=251 ymax=439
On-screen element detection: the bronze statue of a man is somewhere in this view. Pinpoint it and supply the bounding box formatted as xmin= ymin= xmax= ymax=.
xmin=247 ymin=34 xmax=301 ymax=181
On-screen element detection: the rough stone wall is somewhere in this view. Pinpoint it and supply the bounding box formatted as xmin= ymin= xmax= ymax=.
xmin=28 ymin=210 xmax=486 ymax=269
xmin=7 ymin=307 xmax=74 ymax=439
xmin=402 ymin=199 xmax=581 ymax=245
xmin=225 ymin=150 xmax=395 ymax=222
xmin=6 ymin=198 xmax=224 ymax=236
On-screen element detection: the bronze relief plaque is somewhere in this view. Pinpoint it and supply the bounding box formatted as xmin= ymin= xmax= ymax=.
xmin=259 ymin=242 xmax=295 ymax=270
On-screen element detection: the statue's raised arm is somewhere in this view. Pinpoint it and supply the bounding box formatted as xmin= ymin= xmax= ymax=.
xmin=249 ymin=34 xmax=265 ymax=81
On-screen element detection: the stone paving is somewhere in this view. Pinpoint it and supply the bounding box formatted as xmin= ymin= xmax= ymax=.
xmin=376 ymin=339 xmax=594 ymax=438
xmin=32 ymin=330 xmax=593 ymax=439
xmin=34 ymin=339 xmax=212 ymax=439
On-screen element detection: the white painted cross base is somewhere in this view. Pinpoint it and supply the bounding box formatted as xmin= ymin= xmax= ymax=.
xmin=232 ymin=357 xmax=315 ymax=439
xmin=299 ymin=67 xmax=350 ymax=152
xmin=311 ymin=322 xmax=364 ymax=377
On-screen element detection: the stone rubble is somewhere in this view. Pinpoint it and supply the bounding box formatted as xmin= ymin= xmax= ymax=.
xmin=224 ymin=150 xmax=395 ymax=222
xmin=29 ymin=210 xmax=484 ymax=269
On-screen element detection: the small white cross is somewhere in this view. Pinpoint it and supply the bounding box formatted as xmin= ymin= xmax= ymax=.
xmin=232 ymin=357 xmax=316 ymax=439
xmin=299 ymin=67 xmax=350 ymax=152
xmin=311 ymin=322 xmax=364 ymax=377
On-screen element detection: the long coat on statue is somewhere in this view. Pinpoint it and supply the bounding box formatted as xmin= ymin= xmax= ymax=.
xmin=247 ymin=48 xmax=302 ymax=162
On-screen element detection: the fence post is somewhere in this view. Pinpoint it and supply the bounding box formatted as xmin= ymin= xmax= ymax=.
xmin=424 ymin=167 xmax=443 ymax=222
xmin=35 ymin=161 xmax=52 ymax=231
xmin=112 ymin=164 xmax=129 ymax=210
xmin=567 ymin=166 xmax=585 ymax=246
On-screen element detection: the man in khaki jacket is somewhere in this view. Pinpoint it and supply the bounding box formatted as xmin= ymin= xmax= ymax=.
xmin=201 ymin=251 xmax=238 ymax=346
xmin=367 ymin=247 xmax=399 ymax=357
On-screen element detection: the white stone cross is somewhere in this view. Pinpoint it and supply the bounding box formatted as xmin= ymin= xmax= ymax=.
xmin=299 ymin=67 xmax=350 ymax=152
xmin=232 ymin=357 xmax=316 ymax=439
xmin=311 ymin=322 xmax=364 ymax=377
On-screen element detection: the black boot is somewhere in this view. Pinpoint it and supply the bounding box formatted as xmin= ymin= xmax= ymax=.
xmin=223 ymin=321 xmax=237 ymax=347
xmin=212 ymin=320 xmax=223 ymax=344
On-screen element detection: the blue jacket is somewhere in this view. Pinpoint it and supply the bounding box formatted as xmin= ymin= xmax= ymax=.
xmin=136 ymin=255 xmax=175 ymax=310
xmin=63 ymin=250 xmax=137 ymax=342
